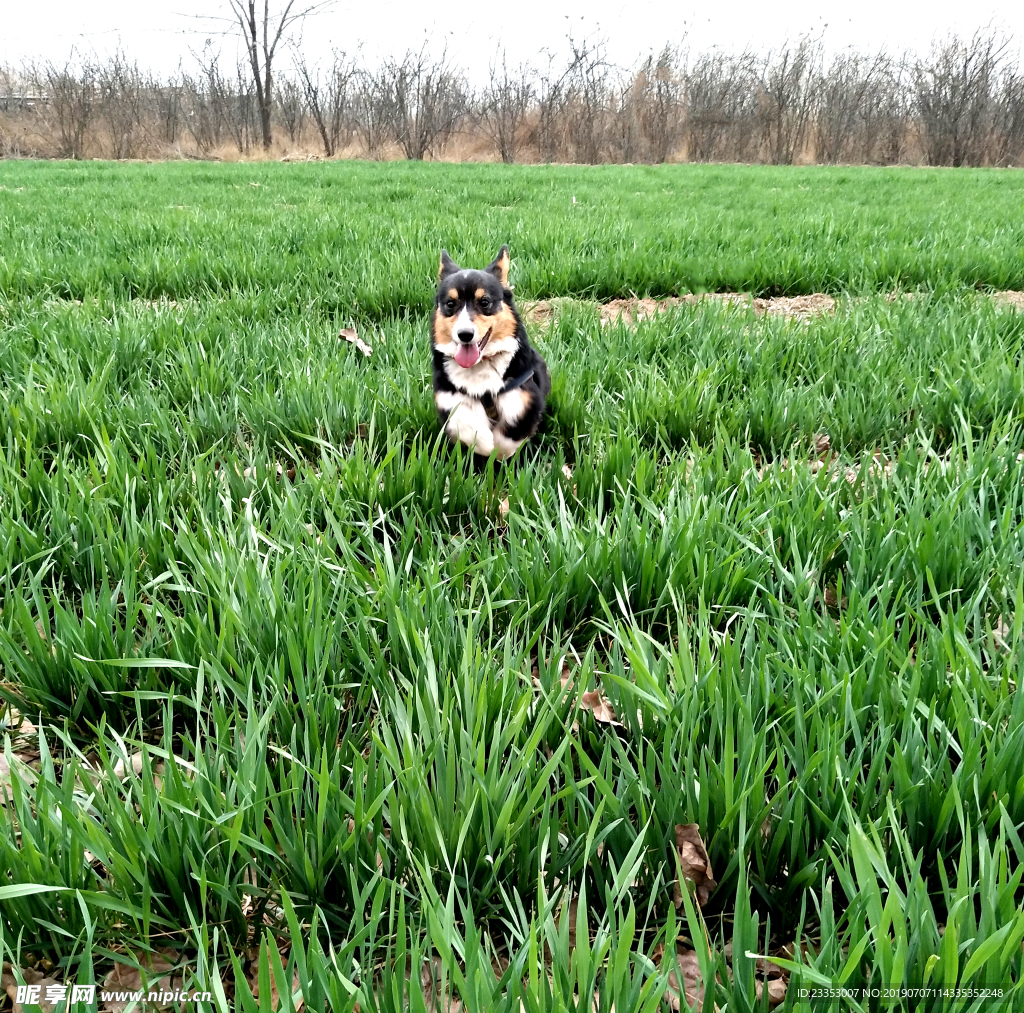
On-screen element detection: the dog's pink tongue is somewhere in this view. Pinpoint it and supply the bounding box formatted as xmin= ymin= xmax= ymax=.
xmin=455 ymin=344 xmax=481 ymax=368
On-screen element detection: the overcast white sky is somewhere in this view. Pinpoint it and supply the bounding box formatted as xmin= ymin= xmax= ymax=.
xmin=3 ymin=1 xmax=1023 ymax=80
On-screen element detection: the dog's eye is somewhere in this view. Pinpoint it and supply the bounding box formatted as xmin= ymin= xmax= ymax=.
xmin=479 ymin=297 xmax=491 ymax=311
xmin=445 ymin=298 xmax=456 ymax=311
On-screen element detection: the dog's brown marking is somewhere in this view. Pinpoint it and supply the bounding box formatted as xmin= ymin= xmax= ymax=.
xmin=478 ymin=302 xmax=517 ymax=345
xmin=432 ymin=309 xmax=455 ymax=346
xmin=489 ymin=247 xmax=510 ymax=285
xmin=518 ymin=388 xmax=533 ymax=422
xmin=448 ymin=288 xmax=459 ymax=301
xmin=475 ymin=287 xmax=486 ymax=301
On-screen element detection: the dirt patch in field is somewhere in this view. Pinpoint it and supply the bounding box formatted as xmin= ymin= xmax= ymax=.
xmin=993 ymin=290 xmax=1024 ymax=310
xmin=523 ymin=290 xmax=1024 ymax=328
xmin=523 ymin=292 xmax=836 ymax=326
xmin=750 ymin=293 xmax=837 ymax=318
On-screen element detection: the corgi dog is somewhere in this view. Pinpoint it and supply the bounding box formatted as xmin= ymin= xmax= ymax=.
xmin=431 ymin=246 xmax=550 ymax=459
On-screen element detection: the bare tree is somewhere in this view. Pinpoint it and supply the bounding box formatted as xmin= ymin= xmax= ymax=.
xmin=993 ymin=69 xmax=1024 ymax=165
xmin=353 ymin=66 xmax=392 ymax=158
xmin=4 ymin=29 xmax=1024 ymax=166
xmin=561 ymin=36 xmax=614 ymax=163
xmin=276 ymin=74 xmax=306 ymax=142
xmin=297 ymin=49 xmax=356 ymax=156
xmin=181 ymin=47 xmax=234 ymax=153
xmin=856 ymin=55 xmax=910 ymax=164
xmin=32 ymin=56 xmax=95 ymax=158
xmin=530 ymin=36 xmax=615 ymax=164
xmin=617 ymin=46 xmax=685 ymax=163
xmin=98 ymin=51 xmax=146 ymax=158
xmin=686 ymin=50 xmax=761 ymax=162
xmin=153 ymin=70 xmax=184 ymax=146
xmin=816 ymin=52 xmax=868 ymax=163
xmin=758 ymin=38 xmax=820 ymax=164
xmin=914 ymin=31 xmax=1006 ymax=166
xmin=477 ymin=53 xmax=533 ymax=163
xmin=219 ymin=0 xmax=331 ymax=149
xmin=0 ymin=65 xmax=19 ymax=156
xmin=534 ymin=51 xmax=571 ymax=162
xmin=232 ymin=61 xmax=260 ymax=151
xmin=376 ymin=48 xmax=467 ymax=160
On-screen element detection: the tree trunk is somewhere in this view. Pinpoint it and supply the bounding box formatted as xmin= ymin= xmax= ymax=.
xmin=260 ymin=96 xmax=272 ymax=148
xmin=261 ymin=63 xmax=273 ymax=149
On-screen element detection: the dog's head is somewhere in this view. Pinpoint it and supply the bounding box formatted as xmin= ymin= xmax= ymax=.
xmin=432 ymin=246 xmax=518 ymax=369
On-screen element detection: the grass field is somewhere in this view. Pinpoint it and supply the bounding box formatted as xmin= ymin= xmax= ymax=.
xmin=1 ymin=161 xmax=1023 ymax=1012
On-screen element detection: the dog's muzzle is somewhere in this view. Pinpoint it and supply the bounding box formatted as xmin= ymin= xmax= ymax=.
xmin=453 ymin=327 xmax=492 ymax=368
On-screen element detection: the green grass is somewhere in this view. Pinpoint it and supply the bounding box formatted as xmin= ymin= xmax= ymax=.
xmin=4 ymin=161 xmax=1024 ymax=313
xmin=1 ymin=161 xmax=1023 ymax=1012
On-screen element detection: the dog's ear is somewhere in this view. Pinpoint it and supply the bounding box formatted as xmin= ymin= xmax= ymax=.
xmin=486 ymin=245 xmax=510 ymax=285
xmin=438 ymin=250 xmax=460 ymax=281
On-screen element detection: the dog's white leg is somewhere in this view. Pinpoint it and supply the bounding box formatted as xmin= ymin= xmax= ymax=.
xmin=496 ymin=388 xmax=530 ymax=426
xmin=445 ymin=399 xmax=494 ymax=456
xmin=492 ymin=432 xmax=524 ymax=460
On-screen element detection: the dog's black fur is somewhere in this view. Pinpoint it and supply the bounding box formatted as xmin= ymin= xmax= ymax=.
xmin=431 ymin=246 xmax=550 ymax=460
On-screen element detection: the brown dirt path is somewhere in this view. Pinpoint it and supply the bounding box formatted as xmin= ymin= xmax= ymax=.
xmin=522 ymin=290 xmax=1024 ymax=326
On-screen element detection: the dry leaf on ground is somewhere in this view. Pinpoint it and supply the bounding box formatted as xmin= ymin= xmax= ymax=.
xmin=579 ymin=687 xmax=620 ymax=725
xmin=499 ymin=497 xmax=510 ymax=518
xmin=101 ymin=950 xmax=181 ymax=1012
xmin=112 ymin=751 xmax=159 ymax=779
xmin=340 ymin=327 xmax=372 ymax=357
xmin=993 ymin=615 xmax=1013 ymax=652
xmin=421 ymin=957 xmax=462 ymax=1013
xmin=822 ymin=586 xmax=847 ymax=610
xmin=344 ymin=818 xmax=388 ymax=870
xmin=741 ymin=957 xmax=788 ymax=1007
xmin=756 ymin=978 xmax=787 ymax=1007
xmin=242 ymin=462 xmax=297 ymax=482
xmin=238 ymin=461 xmax=293 ymax=482
xmin=16 ymin=715 xmax=36 ymax=736
xmin=0 ymin=741 xmax=42 ymax=787
xmin=249 ymin=957 xmax=303 ymax=1013
xmin=652 ymin=945 xmax=707 ymax=1011
xmin=870 ymin=450 xmax=894 ymax=479
xmin=532 ymin=663 xmax=622 ymax=728
xmin=110 ymin=750 xmax=167 ymax=791
xmin=3 ymin=963 xmax=63 ymax=1013
xmin=672 ymin=824 xmax=717 ymax=908
xmin=753 ymin=957 xmax=788 ymax=1007
xmin=10 ymin=619 xmax=56 ymax=660
xmin=541 ymin=895 xmax=579 ymax=963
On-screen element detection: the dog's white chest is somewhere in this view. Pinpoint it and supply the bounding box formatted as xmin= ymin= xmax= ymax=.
xmin=443 ymin=351 xmax=514 ymax=397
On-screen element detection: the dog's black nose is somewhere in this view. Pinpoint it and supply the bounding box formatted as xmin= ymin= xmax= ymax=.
xmin=456 ymin=330 xmax=475 ymax=344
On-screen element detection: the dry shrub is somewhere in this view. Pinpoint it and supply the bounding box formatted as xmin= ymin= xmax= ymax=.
xmin=2 ymin=29 xmax=1022 ymax=165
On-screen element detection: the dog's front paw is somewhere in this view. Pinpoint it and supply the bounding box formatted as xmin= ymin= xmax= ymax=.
xmin=492 ymin=432 xmax=523 ymax=460
xmin=447 ymin=409 xmax=494 ymax=457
